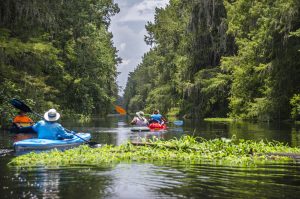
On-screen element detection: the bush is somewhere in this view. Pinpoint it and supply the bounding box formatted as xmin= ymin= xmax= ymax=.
xmin=290 ymin=94 xmax=300 ymax=120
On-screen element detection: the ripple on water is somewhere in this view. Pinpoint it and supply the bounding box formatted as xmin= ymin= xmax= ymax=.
xmin=98 ymin=162 xmax=300 ymax=199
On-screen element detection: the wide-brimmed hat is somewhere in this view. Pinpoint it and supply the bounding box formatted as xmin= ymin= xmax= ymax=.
xmin=44 ymin=109 xmax=60 ymax=121
xmin=136 ymin=111 xmax=144 ymax=117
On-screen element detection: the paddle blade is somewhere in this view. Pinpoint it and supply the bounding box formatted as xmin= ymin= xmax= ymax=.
xmin=173 ymin=120 xmax=184 ymax=126
xmin=10 ymin=99 xmax=32 ymax=113
xmin=115 ymin=105 xmax=126 ymax=115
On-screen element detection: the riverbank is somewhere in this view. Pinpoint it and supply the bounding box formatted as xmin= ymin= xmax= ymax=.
xmin=203 ymin=118 xmax=300 ymax=125
xmin=9 ymin=136 xmax=300 ymax=167
xmin=204 ymin=118 xmax=237 ymax=122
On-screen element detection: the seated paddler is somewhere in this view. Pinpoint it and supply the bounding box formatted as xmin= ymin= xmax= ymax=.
xmin=13 ymin=111 xmax=34 ymax=128
xmin=131 ymin=111 xmax=148 ymax=126
xmin=149 ymin=110 xmax=167 ymax=124
xmin=11 ymin=110 xmax=35 ymax=133
xmin=32 ymin=109 xmax=74 ymax=140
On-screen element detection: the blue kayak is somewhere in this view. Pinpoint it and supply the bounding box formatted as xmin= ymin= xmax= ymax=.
xmin=13 ymin=133 xmax=91 ymax=152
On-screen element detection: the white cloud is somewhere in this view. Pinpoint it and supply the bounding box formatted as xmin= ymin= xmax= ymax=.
xmin=119 ymin=43 xmax=126 ymax=51
xmin=118 ymin=0 xmax=169 ymax=22
xmin=111 ymin=24 xmax=148 ymax=62
xmin=121 ymin=59 xmax=131 ymax=66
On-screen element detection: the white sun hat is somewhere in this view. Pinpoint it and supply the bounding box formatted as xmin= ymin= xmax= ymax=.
xmin=44 ymin=109 xmax=60 ymax=121
xmin=139 ymin=111 xmax=145 ymax=116
xmin=136 ymin=111 xmax=145 ymax=117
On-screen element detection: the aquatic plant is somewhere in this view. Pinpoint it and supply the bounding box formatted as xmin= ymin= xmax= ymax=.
xmin=9 ymin=136 xmax=300 ymax=167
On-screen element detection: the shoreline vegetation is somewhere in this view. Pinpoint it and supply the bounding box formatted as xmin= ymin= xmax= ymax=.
xmin=203 ymin=118 xmax=237 ymax=122
xmin=9 ymin=136 xmax=300 ymax=168
xmin=203 ymin=118 xmax=300 ymax=124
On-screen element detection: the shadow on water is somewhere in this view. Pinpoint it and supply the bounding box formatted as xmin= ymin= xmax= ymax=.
xmin=1 ymin=115 xmax=300 ymax=198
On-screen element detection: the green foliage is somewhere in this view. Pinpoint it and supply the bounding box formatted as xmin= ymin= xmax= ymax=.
xmin=0 ymin=0 xmax=119 ymax=119
xmin=204 ymin=118 xmax=236 ymax=122
xmin=124 ymin=0 xmax=233 ymax=118
xmin=290 ymin=94 xmax=300 ymax=120
xmin=128 ymin=95 xmax=144 ymax=112
xmin=124 ymin=0 xmax=300 ymax=121
xmin=145 ymin=85 xmax=175 ymax=113
xmin=223 ymin=0 xmax=300 ymax=120
xmin=9 ymin=135 xmax=300 ymax=167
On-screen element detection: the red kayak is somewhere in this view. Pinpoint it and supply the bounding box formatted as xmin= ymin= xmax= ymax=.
xmin=148 ymin=123 xmax=167 ymax=130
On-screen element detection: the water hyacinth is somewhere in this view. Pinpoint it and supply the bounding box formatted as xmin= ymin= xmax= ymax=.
xmin=9 ymin=136 xmax=300 ymax=167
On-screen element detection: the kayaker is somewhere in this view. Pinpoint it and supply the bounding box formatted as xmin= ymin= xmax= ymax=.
xmin=13 ymin=111 xmax=34 ymax=128
xmin=32 ymin=109 xmax=74 ymax=140
xmin=131 ymin=111 xmax=148 ymax=126
xmin=149 ymin=110 xmax=167 ymax=124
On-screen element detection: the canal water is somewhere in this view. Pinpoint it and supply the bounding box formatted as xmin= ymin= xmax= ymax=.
xmin=1 ymin=116 xmax=300 ymax=198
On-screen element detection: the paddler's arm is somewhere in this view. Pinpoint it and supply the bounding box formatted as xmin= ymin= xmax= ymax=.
xmin=130 ymin=117 xmax=137 ymax=125
xmin=56 ymin=124 xmax=74 ymax=139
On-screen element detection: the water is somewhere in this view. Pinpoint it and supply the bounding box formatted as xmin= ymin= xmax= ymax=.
xmin=1 ymin=116 xmax=300 ymax=198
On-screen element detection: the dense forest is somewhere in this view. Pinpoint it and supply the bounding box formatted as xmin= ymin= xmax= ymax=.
xmin=123 ymin=0 xmax=300 ymax=121
xmin=0 ymin=0 xmax=119 ymax=120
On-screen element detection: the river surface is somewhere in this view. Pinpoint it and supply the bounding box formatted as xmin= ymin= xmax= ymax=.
xmin=1 ymin=115 xmax=300 ymax=198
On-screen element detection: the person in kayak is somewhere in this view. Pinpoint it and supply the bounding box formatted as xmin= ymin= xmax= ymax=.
xmin=32 ymin=109 xmax=74 ymax=140
xmin=13 ymin=111 xmax=34 ymax=128
xmin=149 ymin=110 xmax=167 ymax=124
xmin=131 ymin=111 xmax=148 ymax=126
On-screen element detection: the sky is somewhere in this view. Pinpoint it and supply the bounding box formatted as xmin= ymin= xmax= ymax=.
xmin=110 ymin=0 xmax=169 ymax=95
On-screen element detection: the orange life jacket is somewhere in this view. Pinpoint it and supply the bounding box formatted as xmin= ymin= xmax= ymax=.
xmin=13 ymin=115 xmax=33 ymax=125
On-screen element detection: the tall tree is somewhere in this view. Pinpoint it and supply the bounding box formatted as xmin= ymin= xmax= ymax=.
xmin=0 ymin=0 xmax=120 ymax=118
xmin=124 ymin=0 xmax=300 ymax=121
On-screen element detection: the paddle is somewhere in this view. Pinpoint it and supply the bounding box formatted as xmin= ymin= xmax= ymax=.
xmin=0 ymin=149 xmax=14 ymax=157
xmin=114 ymin=105 xmax=127 ymax=115
xmin=172 ymin=120 xmax=184 ymax=126
xmin=10 ymin=99 xmax=100 ymax=147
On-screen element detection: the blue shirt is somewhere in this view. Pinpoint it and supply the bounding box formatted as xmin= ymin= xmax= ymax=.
xmin=32 ymin=120 xmax=74 ymax=140
xmin=150 ymin=113 xmax=162 ymax=123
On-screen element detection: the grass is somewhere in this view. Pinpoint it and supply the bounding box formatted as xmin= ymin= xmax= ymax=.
xmin=204 ymin=118 xmax=237 ymax=122
xmin=9 ymin=136 xmax=300 ymax=167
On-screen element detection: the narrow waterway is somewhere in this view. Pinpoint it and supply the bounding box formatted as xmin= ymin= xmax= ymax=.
xmin=1 ymin=116 xmax=300 ymax=198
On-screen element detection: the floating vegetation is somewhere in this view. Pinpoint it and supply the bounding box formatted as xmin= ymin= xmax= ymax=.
xmin=9 ymin=136 xmax=300 ymax=167
xmin=204 ymin=118 xmax=237 ymax=122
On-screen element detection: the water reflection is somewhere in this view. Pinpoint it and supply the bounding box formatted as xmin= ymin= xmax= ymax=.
xmin=12 ymin=133 xmax=36 ymax=142
xmin=106 ymin=162 xmax=300 ymax=198
xmin=1 ymin=161 xmax=299 ymax=199
xmin=1 ymin=166 xmax=116 ymax=199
